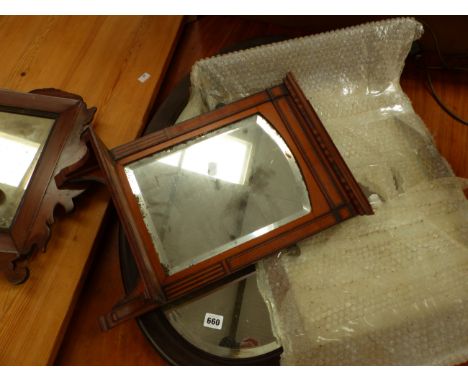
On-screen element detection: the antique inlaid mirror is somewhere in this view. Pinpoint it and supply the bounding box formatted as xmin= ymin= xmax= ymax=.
xmin=58 ymin=73 xmax=373 ymax=330
xmin=0 ymin=88 xmax=95 ymax=284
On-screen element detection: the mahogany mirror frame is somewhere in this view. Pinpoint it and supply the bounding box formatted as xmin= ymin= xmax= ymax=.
xmin=0 ymin=88 xmax=95 ymax=284
xmin=58 ymin=73 xmax=372 ymax=330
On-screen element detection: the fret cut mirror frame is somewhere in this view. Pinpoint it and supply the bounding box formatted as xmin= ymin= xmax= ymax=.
xmin=58 ymin=73 xmax=373 ymax=330
xmin=0 ymin=88 xmax=95 ymax=284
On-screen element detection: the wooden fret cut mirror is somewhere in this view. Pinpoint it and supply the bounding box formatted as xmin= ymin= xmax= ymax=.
xmin=0 ymin=88 xmax=95 ymax=284
xmin=58 ymin=73 xmax=372 ymax=330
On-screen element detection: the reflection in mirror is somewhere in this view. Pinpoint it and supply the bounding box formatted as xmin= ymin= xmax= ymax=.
xmin=0 ymin=111 xmax=55 ymax=229
xmin=164 ymin=272 xmax=280 ymax=358
xmin=125 ymin=114 xmax=311 ymax=275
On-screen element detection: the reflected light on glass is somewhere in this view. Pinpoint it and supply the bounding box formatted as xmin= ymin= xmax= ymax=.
xmin=255 ymin=115 xmax=292 ymax=160
xmin=126 ymin=168 xmax=142 ymax=196
xmin=0 ymin=132 xmax=39 ymax=188
xmin=158 ymin=132 xmax=252 ymax=185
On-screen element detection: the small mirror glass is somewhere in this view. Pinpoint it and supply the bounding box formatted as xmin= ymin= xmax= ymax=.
xmin=164 ymin=272 xmax=280 ymax=358
xmin=0 ymin=111 xmax=55 ymax=229
xmin=125 ymin=114 xmax=311 ymax=274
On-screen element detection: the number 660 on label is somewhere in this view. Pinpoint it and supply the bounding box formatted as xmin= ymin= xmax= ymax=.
xmin=203 ymin=312 xmax=224 ymax=330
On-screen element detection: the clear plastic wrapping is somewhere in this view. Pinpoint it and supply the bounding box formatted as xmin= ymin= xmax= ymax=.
xmin=180 ymin=18 xmax=468 ymax=364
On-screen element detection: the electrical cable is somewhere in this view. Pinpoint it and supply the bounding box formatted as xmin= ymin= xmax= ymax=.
xmin=416 ymin=19 xmax=468 ymax=126
xmin=425 ymin=68 xmax=468 ymax=126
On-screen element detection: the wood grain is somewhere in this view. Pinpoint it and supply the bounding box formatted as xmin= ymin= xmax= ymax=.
xmin=56 ymin=212 xmax=167 ymax=365
xmin=401 ymin=66 xmax=468 ymax=178
xmin=0 ymin=15 xmax=182 ymax=365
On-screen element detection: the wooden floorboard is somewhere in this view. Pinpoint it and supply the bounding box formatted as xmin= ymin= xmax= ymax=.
xmin=0 ymin=15 xmax=182 ymax=366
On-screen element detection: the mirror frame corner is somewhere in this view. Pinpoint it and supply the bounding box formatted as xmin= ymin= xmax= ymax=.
xmin=0 ymin=88 xmax=96 ymax=284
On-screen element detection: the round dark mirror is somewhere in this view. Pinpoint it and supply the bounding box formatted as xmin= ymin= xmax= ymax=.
xmin=120 ymin=228 xmax=282 ymax=365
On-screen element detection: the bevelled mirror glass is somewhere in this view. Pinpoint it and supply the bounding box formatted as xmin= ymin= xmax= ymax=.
xmin=124 ymin=114 xmax=311 ymax=275
xmin=163 ymin=272 xmax=280 ymax=358
xmin=58 ymin=73 xmax=372 ymax=330
xmin=0 ymin=111 xmax=55 ymax=229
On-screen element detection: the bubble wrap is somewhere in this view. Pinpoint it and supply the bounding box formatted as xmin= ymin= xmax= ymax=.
xmin=180 ymin=18 xmax=468 ymax=365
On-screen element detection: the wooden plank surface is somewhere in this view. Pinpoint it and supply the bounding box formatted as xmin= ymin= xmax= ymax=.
xmin=56 ymin=16 xmax=468 ymax=365
xmin=401 ymin=67 xmax=468 ymax=179
xmin=0 ymin=15 xmax=182 ymax=365
xmin=57 ymin=213 xmax=168 ymax=365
